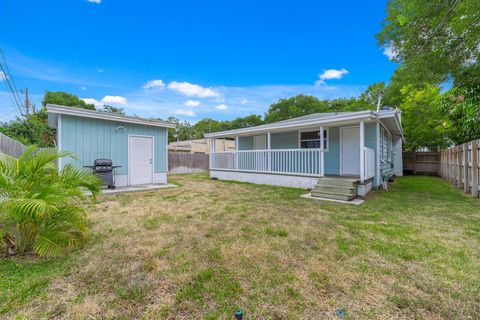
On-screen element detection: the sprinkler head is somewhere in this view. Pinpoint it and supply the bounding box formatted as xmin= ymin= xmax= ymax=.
xmin=234 ymin=309 xmax=243 ymax=320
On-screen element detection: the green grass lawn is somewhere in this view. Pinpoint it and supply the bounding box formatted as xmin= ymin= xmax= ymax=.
xmin=1 ymin=175 xmax=479 ymax=319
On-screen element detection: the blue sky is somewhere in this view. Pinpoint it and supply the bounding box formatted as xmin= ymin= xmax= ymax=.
xmin=0 ymin=0 xmax=396 ymax=122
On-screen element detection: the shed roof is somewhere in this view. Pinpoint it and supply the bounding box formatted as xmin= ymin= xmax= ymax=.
xmin=46 ymin=104 xmax=175 ymax=129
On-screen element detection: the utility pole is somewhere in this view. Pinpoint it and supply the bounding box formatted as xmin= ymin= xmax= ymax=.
xmin=25 ymin=88 xmax=30 ymax=115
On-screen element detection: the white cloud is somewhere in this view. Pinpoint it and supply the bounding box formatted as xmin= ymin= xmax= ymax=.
xmin=81 ymin=98 xmax=103 ymax=107
xmin=80 ymin=86 xmax=87 ymax=91
xmin=215 ymin=104 xmax=227 ymax=110
xmin=101 ymin=95 xmax=128 ymax=105
xmin=87 ymin=0 xmax=102 ymax=4
xmin=240 ymin=99 xmax=248 ymax=105
xmin=96 ymin=68 xmax=104 ymax=73
xmin=174 ymin=109 xmax=196 ymax=117
xmin=184 ymin=100 xmax=200 ymax=107
xmin=167 ymin=81 xmax=219 ymax=98
xmin=143 ymin=79 xmax=165 ymax=90
xmin=383 ymin=46 xmax=398 ymax=61
xmin=315 ymin=68 xmax=349 ymax=85
xmin=0 ymin=71 xmax=6 ymax=81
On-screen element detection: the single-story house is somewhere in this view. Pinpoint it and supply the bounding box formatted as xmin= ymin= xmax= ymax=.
xmin=204 ymin=109 xmax=403 ymax=200
xmin=47 ymin=104 xmax=175 ymax=187
xmin=169 ymin=138 xmax=235 ymax=154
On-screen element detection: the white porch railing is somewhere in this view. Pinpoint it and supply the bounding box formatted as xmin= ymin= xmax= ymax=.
xmin=363 ymin=147 xmax=375 ymax=180
xmin=210 ymin=149 xmax=324 ymax=177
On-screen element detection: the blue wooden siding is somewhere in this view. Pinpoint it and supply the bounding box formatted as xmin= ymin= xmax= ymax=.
xmin=271 ymin=131 xmax=298 ymax=149
xmin=238 ymin=136 xmax=254 ymax=150
xmin=324 ymin=127 xmax=339 ymax=174
xmin=60 ymin=115 xmax=167 ymax=174
xmin=380 ymin=124 xmax=394 ymax=181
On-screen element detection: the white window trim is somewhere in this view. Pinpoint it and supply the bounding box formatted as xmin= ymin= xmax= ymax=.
xmin=298 ymin=128 xmax=329 ymax=151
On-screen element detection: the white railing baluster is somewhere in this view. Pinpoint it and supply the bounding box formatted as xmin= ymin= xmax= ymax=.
xmin=210 ymin=148 xmax=325 ymax=177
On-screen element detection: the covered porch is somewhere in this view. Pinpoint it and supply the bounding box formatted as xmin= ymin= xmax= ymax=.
xmin=206 ymin=113 xmax=378 ymax=188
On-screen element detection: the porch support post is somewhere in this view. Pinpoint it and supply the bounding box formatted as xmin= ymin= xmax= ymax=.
xmin=320 ymin=126 xmax=325 ymax=177
xmin=210 ymin=138 xmax=216 ymax=170
xmin=235 ymin=136 xmax=239 ymax=170
xmin=267 ymin=131 xmax=271 ymax=172
xmin=360 ymin=121 xmax=365 ymax=183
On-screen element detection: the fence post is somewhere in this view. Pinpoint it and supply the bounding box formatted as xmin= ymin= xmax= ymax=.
xmin=412 ymin=151 xmax=416 ymax=175
xmin=472 ymin=141 xmax=479 ymax=197
xmin=456 ymin=146 xmax=461 ymax=188
xmin=463 ymin=143 xmax=469 ymax=193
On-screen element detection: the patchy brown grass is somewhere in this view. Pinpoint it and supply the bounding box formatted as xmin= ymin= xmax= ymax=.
xmin=2 ymin=174 xmax=480 ymax=319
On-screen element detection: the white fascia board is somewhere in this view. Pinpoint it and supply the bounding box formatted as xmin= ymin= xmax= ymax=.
xmin=46 ymin=104 xmax=176 ymax=129
xmin=205 ymin=111 xmax=377 ymax=138
xmin=379 ymin=109 xmax=404 ymax=138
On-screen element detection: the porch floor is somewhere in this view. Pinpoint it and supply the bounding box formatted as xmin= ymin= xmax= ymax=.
xmin=322 ymin=175 xmax=360 ymax=182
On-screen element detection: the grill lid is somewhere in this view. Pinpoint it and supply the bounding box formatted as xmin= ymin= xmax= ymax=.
xmin=94 ymin=158 xmax=113 ymax=167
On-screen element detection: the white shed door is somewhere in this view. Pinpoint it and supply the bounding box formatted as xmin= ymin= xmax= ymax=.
xmin=128 ymin=136 xmax=153 ymax=185
xmin=341 ymin=126 xmax=360 ymax=176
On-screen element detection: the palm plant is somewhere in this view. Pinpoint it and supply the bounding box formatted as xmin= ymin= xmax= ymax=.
xmin=0 ymin=146 xmax=101 ymax=257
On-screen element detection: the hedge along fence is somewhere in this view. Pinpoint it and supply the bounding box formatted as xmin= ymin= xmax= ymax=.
xmin=0 ymin=132 xmax=26 ymax=158
xmin=439 ymin=139 xmax=479 ymax=197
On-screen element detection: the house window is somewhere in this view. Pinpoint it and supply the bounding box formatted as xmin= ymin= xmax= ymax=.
xmin=300 ymin=129 xmax=328 ymax=150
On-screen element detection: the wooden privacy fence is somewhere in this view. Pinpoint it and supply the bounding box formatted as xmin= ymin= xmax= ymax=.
xmin=439 ymin=140 xmax=479 ymax=197
xmin=168 ymin=152 xmax=209 ymax=174
xmin=0 ymin=132 xmax=26 ymax=158
xmin=403 ymin=151 xmax=439 ymax=175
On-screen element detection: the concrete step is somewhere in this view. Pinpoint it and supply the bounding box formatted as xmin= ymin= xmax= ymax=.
xmin=311 ymin=190 xmax=355 ymax=201
xmin=316 ymin=178 xmax=359 ymax=188
xmin=314 ymin=185 xmax=357 ymax=195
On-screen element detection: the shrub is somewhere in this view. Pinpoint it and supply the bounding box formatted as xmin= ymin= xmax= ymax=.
xmin=0 ymin=147 xmax=101 ymax=257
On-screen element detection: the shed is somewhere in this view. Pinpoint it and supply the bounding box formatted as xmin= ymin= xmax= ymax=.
xmin=47 ymin=104 xmax=175 ymax=187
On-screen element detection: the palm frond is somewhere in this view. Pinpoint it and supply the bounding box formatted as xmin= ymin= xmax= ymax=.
xmin=0 ymin=146 xmax=100 ymax=257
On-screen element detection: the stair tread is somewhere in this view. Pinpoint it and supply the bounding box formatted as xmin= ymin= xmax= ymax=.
xmin=314 ymin=184 xmax=356 ymax=190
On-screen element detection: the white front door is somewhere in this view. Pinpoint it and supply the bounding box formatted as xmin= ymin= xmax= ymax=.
xmin=128 ymin=136 xmax=153 ymax=185
xmin=340 ymin=126 xmax=360 ymax=176
xmin=253 ymin=135 xmax=267 ymax=150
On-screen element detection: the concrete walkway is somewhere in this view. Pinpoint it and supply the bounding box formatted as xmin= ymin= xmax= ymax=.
xmin=100 ymin=183 xmax=177 ymax=195
xmin=301 ymin=193 xmax=364 ymax=205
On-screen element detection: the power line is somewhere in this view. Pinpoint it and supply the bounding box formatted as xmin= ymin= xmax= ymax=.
xmin=0 ymin=49 xmax=25 ymax=117
xmin=0 ymin=49 xmax=24 ymax=112
xmin=0 ymin=63 xmax=24 ymax=117
xmin=410 ymin=0 xmax=462 ymax=62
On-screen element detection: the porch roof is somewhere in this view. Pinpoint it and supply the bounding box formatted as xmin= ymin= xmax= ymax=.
xmin=205 ymin=109 xmax=403 ymax=138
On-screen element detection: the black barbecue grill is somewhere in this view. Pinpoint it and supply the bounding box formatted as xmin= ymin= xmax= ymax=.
xmin=84 ymin=159 xmax=121 ymax=189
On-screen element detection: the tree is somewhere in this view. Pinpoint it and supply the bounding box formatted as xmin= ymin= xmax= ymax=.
xmin=42 ymin=91 xmax=96 ymax=110
xmin=376 ymin=0 xmax=480 ymax=85
xmin=400 ymin=85 xmax=448 ymax=151
xmin=264 ymin=95 xmax=329 ymax=123
xmin=0 ymin=147 xmax=101 ymax=257
xmin=0 ymin=109 xmax=55 ymax=147
xmin=101 ymin=105 xmax=125 ymax=115
xmin=440 ymin=86 xmax=480 ymax=145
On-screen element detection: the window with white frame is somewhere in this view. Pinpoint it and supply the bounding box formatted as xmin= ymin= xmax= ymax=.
xmin=300 ymin=129 xmax=328 ymax=150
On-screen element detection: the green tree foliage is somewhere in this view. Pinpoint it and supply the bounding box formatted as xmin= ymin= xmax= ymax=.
xmin=166 ymin=114 xmax=263 ymax=142
xmin=100 ymin=105 xmax=125 ymax=115
xmin=440 ymin=86 xmax=480 ymax=144
xmin=376 ymin=0 xmax=480 ymax=85
xmin=42 ymin=91 xmax=96 ymax=110
xmin=400 ymin=85 xmax=447 ymax=151
xmin=0 ymin=109 xmax=55 ymax=147
xmin=0 ymin=91 xmax=99 ymax=147
xmin=0 ymin=147 xmax=101 ymax=257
